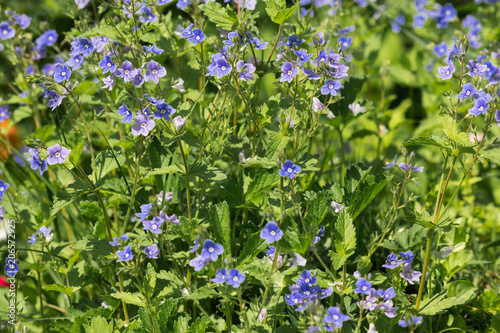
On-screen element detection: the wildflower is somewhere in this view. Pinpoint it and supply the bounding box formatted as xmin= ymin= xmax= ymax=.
xmin=357 ymin=296 xmax=378 ymax=311
xmin=314 ymin=225 xmax=325 ymax=244
xmin=434 ymin=42 xmax=448 ymax=57
xmin=45 ymin=90 xmax=63 ymax=111
xmin=0 ymin=106 xmax=10 ymax=122
xmin=0 ymin=22 xmax=15 ymax=40
xmin=469 ymin=98 xmax=488 ymax=116
xmin=68 ymin=54 xmax=84 ymax=69
xmin=187 ymin=28 xmax=205 ymax=46
xmin=367 ymin=323 xmax=378 ymax=333
xmin=99 ymin=55 xmax=117 ymax=74
xmin=109 ymin=234 xmax=129 ymax=246
xmin=338 ymin=36 xmax=352 ymax=50
xmin=258 ymin=309 xmax=267 ymax=322
xmin=116 ymin=245 xmax=134 ymax=262
xmin=382 ymin=253 xmax=403 ymax=269
xmin=189 ymin=236 xmax=201 ymax=253
xmin=132 ymin=72 xmax=145 ymax=86
xmin=53 ymin=63 xmax=72 ymax=83
xmin=457 ymin=83 xmax=477 ymax=100
xmin=378 ymin=300 xmax=399 ymax=318
xmin=413 ymin=14 xmax=426 ymax=28
xmin=144 ymin=244 xmax=160 ymax=259
xmin=295 ymin=49 xmax=313 ymax=65
xmin=4 ymin=258 xmax=18 ymax=277
xmin=280 ymin=62 xmax=299 ymax=83
xmin=153 ymin=103 xmax=175 ymax=121
xmin=382 ymin=287 xmax=396 ymax=300
xmin=467 ymin=59 xmax=487 ymax=78
xmin=321 ymin=79 xmax=342 ymax=96
xmin=349 ymin=103 xmax=366 ymax=115
xmin=330 ymin=201 xmax=345 ymax=213
xmin=75 ymin=0 xmax=90 ymax=9
xmin=400 ymin=264 xmax=422 ymax=284
xmin=495 ymin=110 xmax=500 ymax=127
xmin=260 ymin=221 xmax=283 ymax=244
xmin=173 ymin=116 xmax=185 ymax=130
xmin=28 ymin=234 xmax=37 ymax=245
xmin=437 ymin=62 xmax=455 ymax=80
xmin=172 ymin=78 xmax=185 ymax=92
xmin=249 ymin=37 xmax=268 ymax=50
xmin=297 ymin=270 xmax=317 ymax=286
xmin=115 ymin=61 xmax=139 ymax=83
xmin=189 ymin=254 xmax=209 ymax=271
xmin=312 ymin=97 xmax=325 ymax=113
xmin=211 ymin=268 xmax=227 ymax=283
xmin=145 ymin=60 xmax=167 ymax=84
xmin=103 ymin=76 xmax=115 ymax=91
xmin=391 ymin=15 xmax=405 ymax=33
xmin=236 ymin=61 xmax=256 ymax=81
xmin=280 ymin=160 xmax=301 ymax=178
xmin=37 ymin=226 xmax=53 ymax=242
xmin=207 ymin=54 xmax=232 ymax=78
xmin=201 ymin=240 xmax=224 ymax=261
xmin=26 ymin=148 xmax=48 ymax=175
xmin=131 ymin=114 xmax=155 ymax=136
xmin=117 ymin=104 xmax=133 ymax=123
xmin=177 ymin=0 xmax=191 ymax=10
xmin=46 ymin=144 xmax=71 ymax=165
xmin=143 ymin=216 xmax=164 ymax=234
xmin=400 ymin=250 xmax=415 ymax=264
xmin=226 ymin=269 xmax=245 ymax=288
xmin=323 ymin=307 xmax=350 ymax=330
xmin=286 ymin=36 xmax=304 ymax=47
xmin=354 ymin=278 xmax=372 ymax=294
xmin=159 ymin=211 xmax=179 ymax=225
xmin=398 ymin=314 xmax=423 ymax=327
xmin=13 ymin=13 xmax=31 ymax=29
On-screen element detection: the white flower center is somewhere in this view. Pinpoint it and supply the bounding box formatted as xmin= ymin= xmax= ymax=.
xmin=287 ymin=168 xmax=292 ymax=173
xmin=466 ymin=91 xmax=470 ymax=95
xmin=270 ymin=230 xmax=276 ymax=236
xmin=287 ymin=70 xmax=292 ymax=75
xmin=48 ymin=36 xmax=53 ymax=41
xmin=305 ymin=278 xmax=309 ymax=282
xmin=55 ymin=152 xmax=60 ymax=157
xmin=125 ymin=253 xmax=129 ymax=257
xmin=61 ymin=71 xmax=66 ymax=76
xmin=233 ymin=276 xmax=238 ymax=281
xmin=362 ymin=286 xmax=367 ymax=290
xmin=2 ymin=30 xmax=7 ymax=35
xmin=209 ymin=247 xmax=214 ymax=252
xmin=446 ymin=70 xmax=450 ymax=75
xmin=107 ymin=62 xmax=112 ymax=67
xmin=333 ymin=315 xmax=339 ymax=320
xmin=153 ymin=69 xmax=157 ymax=75
xmin=391 ymin=261 xmax=396 ymax=265
xmin=152 ymin=225 xmax=157 ymax=229
xmin=221 ymin=66 xmax=226 ymax=71
xmin=141 ymin=123 xmax=147 ymax=128
xmin=196 ymin=35 xmax=200 ymax=40
xmin=329 ymin=84 xmax=333 ymax=89
xmin=479 ymin=106 xmax=484 ymax=111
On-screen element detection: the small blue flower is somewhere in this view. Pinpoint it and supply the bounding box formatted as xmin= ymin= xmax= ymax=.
xmin=144 ymin=45 xmax=164 ymax=54
xmin=321 ymin=79 xmax=342 ymax=96
xmin=0 ymin=106 xmax=11 ymax=122
xmin=338 ymin=36 xmax=352 ymax=50
xmin=67 ymin=54 xmax=84 ymax=69
xmin=226 ymin=268 xmax=245 ymax=288
xmin=382 ymin=253 xmax=403 ymax=269
xmin=154 ymin=103 xmax=176 ymax=121
xmin=211 ymin=268 xmax=227 ymax=283
xmin=260 ymin=221 xmax=283 ymax=244
xmin=177 ymin=0 xmax=191 ymax=9
xmin=28 ymin=234 xmax=37 ymax=245
xmin=136 ymin=203 xmax=153 ymax=222
xmin=391 ymin=15 xmax=405 ymax=33
xmin=400 ymin=264 xmax=422 ymax=284
xmin=354 ymin=278 xmax=372 ymax=294
xmin=313 ymin=225 xmax=325 ymax=244
xmin=189 ymin=254 xmax=209 ymax=271
xmin=279 ymin=160 xmax=301 ymax=178
xmin=145 ymin=60 xmax=167 ymax=84
xmin=469 ymin=98 xmax=488 ymax=116
xmin=457 ymin=83 xmax=477 ymax=100
xmin=413 ymin=14 xmax=427 ymax=28
xmin=382 ymin=287 xmax=396 ymax=300
xmin=433 ymin=42 xmax=448 ymax=57
xmin=294 ymin=49 xmax=313 ymax=65
xmin=280 ymin=62 xmax=299 ymax=83
xmin=400 ymin=250 xmax=415 ymax=264
xmin=189 ymin=236 xmax=201 ymax=253
xmin=144 ymin=244 xmax=160 ymax=259
xmin=201 ymin=240 xmax=224 ymax=261
xmin=26 ymin=148 xmax=47 ymax=175
xmin=77 ymin=38 xmax=94 ymax=58
xmin=286 ymin=36 xmax=304 ymax=47
xmin=323 ymin=307 xmax=350 ymax=330
xmin=53 ymin=63 xmax=71 ymax=83
xmin=296 ymin=270 xmax=317 ymax=286
xmin=115 ymin=61 xmax=138 ymax=83
xmin=118 ymin=104 xmax=133 ymax=123
xmin=187 ymin=28 xmax=205 ymax=46
xmin=0 ymin=180 xmax=9 ymax=201
xmin=143 ymin=216 xmax=164 ymax=234
xmin=4 ymin=258 xmax=19 ymax=277
xmin=0 ymin=22 xmax=15 ymax=40
xmin=437 ymin=62 xmax=455 ymax=80
xmin=99 ymin=55 xmax=116 ymax=74
xmin=117 ymin=245 xmax=134 ymax=262
xmin=467 ymin=60 xmax=487 ymax=78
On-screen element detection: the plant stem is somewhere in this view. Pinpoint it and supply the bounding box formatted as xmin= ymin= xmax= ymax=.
xmin=177 ymin=137 xmax=192 ymax=221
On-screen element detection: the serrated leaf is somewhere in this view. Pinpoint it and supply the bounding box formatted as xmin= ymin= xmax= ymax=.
xmin=418 ymin=290 xmax=468 ymax=315
xmin=304 ymin=190 xmax=332 ymax=236
xmin=85 ymin=316 xmax=113 ymax=333
xmin=245 ymin=169 xmax=279 ymax=206
xmin=110 ymin=291 xmax=146 ymax=307
xmin=237 ymin=231 xmax=268 ymax=267
xmin=404 ymin=136 xmax=453 ymax=155
xmin=187 ymin=164 xmax=226 ymax=181
xmin=82 ymin=24 xmax=127 ymax=45
xmin=265 ymin=0 xmax=298 ymax=25
xmin=199 ymin=2 xmax=239 ymax=30
xmin=44 ymin=283 xmax=80 ymax=297
xmin=330 ymin=210 xmax=356 ymax=270
xmin=210 ymin=201 xmax=231 ymax=256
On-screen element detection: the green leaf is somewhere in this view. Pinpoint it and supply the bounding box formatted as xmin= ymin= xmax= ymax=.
xmin=237 ymin=231 xmax=268 ymax=267
xmin=210 ymin=201 xmax=231 ymax=256
xmin=439 ymin=115 xmax=472 ymax=147
xmin=265 ymin=0 xmax=298 ymax=25
xmin=245 ymin=169 xmax=280 ymax=206
xmin=199 ymin=2 xmax=239 ymax=30
xmin=473 ymin=289 xmax=500 ymax=314
xmin=443 ymin=251 xmax=473 ymax=280
xmin=148 ymin=137 xmax=166 ymax=190
xmin=84 ymin=316 xmax=113 ymax=333
xmin=187 ymin=164 xmax=227 ymax=181
xmin=158 ymin=298 xmax=179 ymax=329
xmin=404 ymin=136 xmax=453 ymax=155
xmin=445 ymin=280 xmax=477 ymax=303
xmin=147 ymin=165 xmax=183 ymax=177
xmin=43 ymin=283 xmax=80 ymax=297
xmin=69 ymin=138 xmax=85 ymax=166
xmin=145 ymin=263 xmax=157 ymax=299
xmin=418 ymin=290 xmax=469 ymax=315
xmin=82 ymin=24 xmax=127 ymax=45
xmin=266 ymin=132 xmax=292 ymax=158
xmin=110 ymin=291 xmax=146 ymax=307
xmin=329 ymin=210 xmax=356 ymax=270
xmin=173 ymin=314 xmax=191 ymax=333
xmin=304 ymin=190 xmax=332 ymax=236
xmin=91 ymin=149 xmax=127 ymax=185
xmin=185 ymin=286 xmax=218 ymax=300
xmin=190 ymin=317 xmax=210 ymax=333
xmin=51 ymin=183 xmax=89 ymax=217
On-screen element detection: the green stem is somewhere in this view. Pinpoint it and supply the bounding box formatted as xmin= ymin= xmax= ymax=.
xmin=177 ymin=137 xmax=192 ymax=221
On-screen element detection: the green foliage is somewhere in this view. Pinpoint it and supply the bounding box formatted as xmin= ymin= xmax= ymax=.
xmin=265 ymin=0 xmax=298 ymax=25
xmin=199 ymin=1 xmax=239 ymax=30
xmin=329 ymin=210 xmax=356 ymax=270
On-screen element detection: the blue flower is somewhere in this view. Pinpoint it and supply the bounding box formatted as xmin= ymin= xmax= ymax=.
xmin=260 ymin=221 xmax=283 ymax=244
xmin=469 ymin=98 xmax=488 ymax=116
xmin=26 ymin=148 xmax=48 ymax=175
xmin=249 ymin=37 xmax=268 ymax=50
xmin=4 ymin=258 xmax=18 ymax=277
xmin=295 ymin=49 xmax=313 ymax=65
xmin=143 ymin=216 xmax=164 ymax=234
xmin=296 ymin=270 xmax=317 ymax=286
xmin=398 ymin=314 xmax=423 ymax=327
xmin=53 ymin=64 xmax=71 ymax=83
xmin=201 ymin=240 xmax=224 ymax=261
xmin=47 ymin=144 xmax=71 ymax=165
xmin=206 ymin=53 xmax=232 ymax=78
xmin=144 ymin=45 xmax=164 ymax=55
xmin=382 ymin=287 xmax=396 ymax=300
xmin=116 ymin=245 xmax=134 ymax=262
xmin=400 ymin=250 xmax=416 ymax=264
xmin=136 ymin=203 xmax=153 ymax=222
xmin=226 ymin=268 xmax=245 ymax=288
xmin=391 ymin=15 xmax=405 ymax=33
xmin=145 ymin=60 xmax=167 ymax=84
xmin=457 ymin=83 xmax=477 ymax=100
xmin=400 ymin=264 xmax=422 ymax=284
xmin=338 ymin=36 xmax=352 ymax=50
xmin=312 ymin=50 xmax=327 ymax=66
xmin=115 ymin=61 xmax=138 ymax=83
xmin=280 ymin=62 xmax=299 ymax=83
xmin=382 ymin=253 xmax=403 ymax=269
xmin=323 ymin=307 xmax=350 ymax=330
xmin=131 ymin=114 xmax=155 ymax=136
xmin=189 ymin=236 xmax=201 ymax=253
xmin=279 ymin=160 xmax=301 ymax=178
xmin=110 ymin=234 xmax=129 ymax=246
xmin=154 ymin=103 xmax=176 ymax=121
xmin=187 ymin=28 xmax=205 ymax=46
xmin=286 ymin=36 xmax=304 ymax=47
xmin=236 ymin=61 xmax=256 ymax=81
xmin=354 ymin=278 xmax=372 ymax=294
xmin=433 ymin=42 xmax=448 ymax=57
xmin=189 ymin=254 xmax=209 ymax=271
xmin=159 ymin=211 xmax=180 ymax=225
xmin=118 ymin=104 xmax=133 ymax=123
xmin=177 ymin=0 xmax=191 ymax=10
xmin=77 ymin=38 xmax=94 ymax=58
xmin=68 ymin=54 xmax=84 ymax=69
xmin=13 ymin=13 xmax=31 ymax=29
xmin=495 ymin=110 xmax=500 ymax=127
xmin=99 ymin=55 xmax=116 ymax=74
xmin=211 ymin=268 xmax=227 ymax=283
xmin=321 ymin=79 xmax=342 ymax=96
xmin=436 ymin=62 xmax=455 ymax=80
xmin=35 ymin=30 xmax=58 ymax=47
xmin=413 ymin=14 xmax=427 ymax=28
xmin=144 ymin=244 xmax=160 ymax=259
xmin=0 ymin=106 xmax=11 ymax=122
xmin=467 ymin=60 xmax=487 ymax=78
xmin=103 ymin=76 xmax=114 ymax=91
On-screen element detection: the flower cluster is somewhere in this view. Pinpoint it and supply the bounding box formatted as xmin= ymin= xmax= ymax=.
xmin=189 ymin=239 xmax=224 ymax=271
xmin=354 ymin=276 xmax=399 ymax=318
xmin=285 ymin=270 xmax=333 ymax=312
xmin=138 ymin=202 xmax=179 ymax=235
xmin=4 ymin=257 xmax=19 ymax=277
xmin=382 ymin=251 xmax=422 ymax=284
xmin=28 ymin=226 xmax=54 ymax=246
xmin=413 ymin=1 xmax=457 ymax=29
xmin=211 ymin=268 xmax=246 ymax=288
xmin=384 ymin=154 xmax=423 ymax=173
